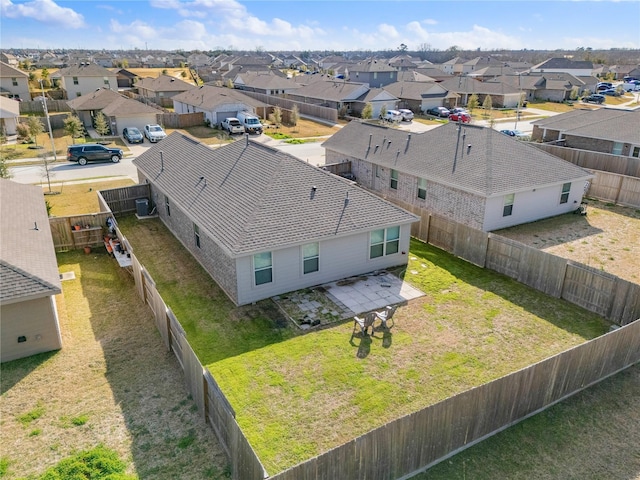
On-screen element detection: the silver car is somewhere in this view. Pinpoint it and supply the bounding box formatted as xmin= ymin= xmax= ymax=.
xmin=398 ymin=109 xmax=414 ymax=122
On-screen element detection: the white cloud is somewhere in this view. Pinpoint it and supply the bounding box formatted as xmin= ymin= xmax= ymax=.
xmin=1 ymin=0 xmax=84 ymax=28
xmin=421 ymin=18 xmax=438 ymax=25
xmin=378 ymin=23 xmax=400 ymax=39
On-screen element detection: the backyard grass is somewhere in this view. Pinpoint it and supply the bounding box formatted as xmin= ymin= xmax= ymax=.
xmin=0 ymin=251 xmax=228 ymax=479
xmin=118 ymin=215 xmax=611 ymax=474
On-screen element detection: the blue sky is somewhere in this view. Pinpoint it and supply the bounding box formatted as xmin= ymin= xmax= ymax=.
xmin=1 ymin=0 xmax=639 ymax=52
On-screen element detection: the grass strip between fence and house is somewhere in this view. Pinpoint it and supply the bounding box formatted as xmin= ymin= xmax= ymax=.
xmin=117 ymin=215 xmax=612 ymax=474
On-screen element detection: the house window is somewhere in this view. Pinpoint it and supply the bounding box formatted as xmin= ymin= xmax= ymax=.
xmin=103 ymin=77 xmax=109 ymax=85
xmin=254 ymin=252 xmax=273 ymax=285
xmin=302 ymin=242 xmax=319 ymax=274
xmin=560 ymin=182 xmax=571 ymax=204
xmin=417 ymin=178 xmax=427 ymax=200
xmin=76 ymin=92 xmax=81 ymax=97
xmin=159 ymin=92 xmax=164 ymax=97
xmin=503 ymin=193 xmax=515 ymax=217
xmin=11 ymin=77 xmax=18 ymax=86
xmin=73 ymin=76 xmax=79 ymax=85
xmin=612 ymin=142 xmax=623 ymax=155
xmin=390 ymin=169 xmax=398 ymax=190
xmin=370 ymin=226 xmax=400 ymax=259
xmin=165 ymin=195 xmax=170 ymax=216
xmin=373 ymin=72 xmax=378 ymax=79
xmin=375 ymin=164 xmax=380 ymax=178
xmin=632 ymin=146 xmax=639 ymax=158
xmin=194 ymin=224 xmax=200 ymax=248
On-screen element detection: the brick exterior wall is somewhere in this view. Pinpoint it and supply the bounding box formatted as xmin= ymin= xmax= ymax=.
xmin=139 ymin=173 xmax=240 ymax=304
xmin=326 ymin=150 xmax=486 ymax=230
xmin=565 ymin=134 xmax=632 ymax=156
xmin=531 ymin=126 xmax=561 ymax=142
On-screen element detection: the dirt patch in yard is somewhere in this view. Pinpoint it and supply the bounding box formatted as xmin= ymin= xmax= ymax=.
xmin=496 ymin=198 xmax=640 ymax=284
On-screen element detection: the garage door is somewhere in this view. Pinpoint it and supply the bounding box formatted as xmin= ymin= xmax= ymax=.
xmin=216 ymin=111 xmax=237 ymax=126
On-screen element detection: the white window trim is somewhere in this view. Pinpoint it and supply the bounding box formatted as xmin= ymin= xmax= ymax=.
xmin=253 ymin=252 xmax=273 ymax=286
xmin=302 ymin=242 xmax=320 ymax=275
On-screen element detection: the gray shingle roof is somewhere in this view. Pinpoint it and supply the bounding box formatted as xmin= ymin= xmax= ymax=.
xmin=0 ymin=180 xmax=61 ymax=303
xmin=171 ymin=85 xmax=265 ymax=110
xmin=532 ymin=108 xmax=640 ymax=145
xmin=52 ymin=63 xmax=116 ymax=77
xmin=135 ymin=74 xmax=195 ymax=92
xmin=322 ymin=122 xmax=592 ymax=197
xmin=383 ymin=81 xmax=447 ymax=101
xmin=533 ymin=58 xmax=594 ymax=70
xmin=290 ymin=80 xmax=368 ymax=102
xmin=439 ymin=77 xmax=520 ymax=95
xmin=133 ymin=133 xmax=418 ymax=256
xmin=0 ymin=61 xmax=28 ymax=78
xmin=234 ymin=71 xmax=300 ymax=90
xmin=66 ymin=88 xmax=162 ymax=115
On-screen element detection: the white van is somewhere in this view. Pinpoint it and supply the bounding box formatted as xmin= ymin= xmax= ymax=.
xmin=236 ymin=111 xmax=263 ymax=134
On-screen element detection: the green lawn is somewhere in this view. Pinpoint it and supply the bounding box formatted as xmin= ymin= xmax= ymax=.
xmin=119 ymin=216 xmax=609 ymax=474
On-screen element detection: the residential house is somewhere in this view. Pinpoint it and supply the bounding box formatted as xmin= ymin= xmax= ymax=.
xmin=232 ymin=71 xmax=300 ymax=95
xmin=135 ymin=74 xmax=195 ymax=107
xmin=287 ymin=80 xmax=370 ymax=114
xmin=347 ymin=58 xmax=399 ymax=87
xmin=67 ymin=87 xmax=163 ymax=134
xmin=51 ymin=63 xmax=118 ymax=99
xmin=438 ymin=57 xmax=466 ymax=75
xmin=488 ymin=72 xmax=597 ymax=102
xmin=467 ymin=65 xmax=516 ymax=81
xmin=1 ymin=179 xmax=63 ymax=363
xmin=94 ymin=53 xmax=114 ymax=68
xmin=531 ymin=108 xmax=640 ymax=158
xmin=116 ymin=68 xmax=139 ymax=89
xmin=408 ymin=67 xmax=453 ymax=82
xmin=388 ymin=55 xmax=420 ymax=71
xmin=322 ymin=122 xmax=593 ymax=232
xmin=383 ymin=81 xmax=455 ymax=113
xmin=282 ymin=54 xmax=307 ymax=69
xmin=187 ymin=53 xmax=213 ymax=67
xmin=530 ymin=58 xmax=594 ymax=77
xmin=0 ymin=61 xmax=31 ymax=100
xmin=351 ymin=87 xmax=399 ymax=118
xmin=0 ymin=53 xmax=19 ymax=66
xmin=0 ymin=96 xmax=20 ymax=136
xmin=609 ymin=64 xmax=640 ymax=80
xmin=461 ymin=56 xmax=504 ymax=75
xmin=439 ymin=76 xmax=522 ymax=108
xmin=172 ymin=85 xmax=267 ymax=126
xmin=132 ymin=133 xmax=418 ymax=306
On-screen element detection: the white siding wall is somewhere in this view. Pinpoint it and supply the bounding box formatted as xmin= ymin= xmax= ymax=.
xmin=484 ymin=181 xmax=587 ymax=231
xmin=0 ymin=77 xmax=31 ymax=100
xmin=235 ymin=225 xmax=412 ymax=305
xmin=62 ymin=75 xmax=118 ymax=97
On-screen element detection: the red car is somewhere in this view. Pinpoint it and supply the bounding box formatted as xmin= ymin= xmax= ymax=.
xmin=449 ymin=112 xmax=471 ymax=123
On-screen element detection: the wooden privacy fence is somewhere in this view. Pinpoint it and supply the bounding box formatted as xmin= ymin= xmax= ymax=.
xmin=19 ymin=99 xmax=70 ymax=114
xmin=49 ymin=213 xmax=112 ymax=251
xmin=98 ymin=184 xmax=151 ymax=215
xmin=533 ymin=143 xmax=640 ymax=178
xmin=159 ymin=111 xmax=205 ymax=129
xmin=389 ymin=200 xmax=640 ymax=326
xmin=240 ymin=91 xmax=338 ymax=124
xmin=584 ymin=169 xmax=640 ymax=208
xmin=271 ymin=320 xmax=640 ymax=480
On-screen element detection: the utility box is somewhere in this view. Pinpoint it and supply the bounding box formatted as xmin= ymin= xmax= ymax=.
xmin=136 ymin=198 xmax=149 ymax=217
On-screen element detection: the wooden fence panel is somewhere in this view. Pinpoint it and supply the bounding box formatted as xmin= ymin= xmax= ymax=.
xmin=168 ymin=309 xmax=185 ymax=371
xmin=130 ymin=254 xmax=145 ymax=302
xmin=49 ymin=213 xmax=111 ymax=251
xmin=485 ymin=236 xmax=523 ymax=279
xmin=19 ymin=99 xmax=70 ymax=114
xmin=49 ymin=217 xmax=74 ymax=251
xmin=585 ymin=170 xmax=640 ymax=207
xmin=609 ymin=279 xmax=640 ymax=326
xmin=240 ymin=91 xmax=339 ymax=124
xmin=159 ymin=112 xmax=204 ymax=129
xmin=99 ymin=184 xmax=150 ymax=214
xmin=181 ymin=337 xmax=206 ymax=417
xmin=427 ymin=215 xmax=456 ymax=253
xmin=618 ymin=175 xmax=640 ymax=206
xmin=453 ymin=222 xmax=488 ymax=267
xmin=561 ymin=262 xmax=616 ymax=317
xmin=516 ymin=246 xmax=567 ymax=298
xmin=533 ymin=144 xmax=640 ymax=178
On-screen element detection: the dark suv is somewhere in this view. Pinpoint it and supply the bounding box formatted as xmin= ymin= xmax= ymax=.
xmin=67 ymin=144 xmax=123 ymax=166
xmin=583 ymin=94 xmax=605 ymax=104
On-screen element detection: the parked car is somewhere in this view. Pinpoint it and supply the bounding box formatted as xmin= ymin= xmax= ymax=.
xmin=144 ymin=124 xmax=167 ymax=142
xmin=236 ymin=111 xmax=263 ymax=134
xmin=122 ymin=127 xmax=144 ymax=144
xmin=601 ymin=89 xmax=621 ymax=96
xmin=220 ymin=117 xmax=244 ymax=134
xmin=67 ymin=144 xmax=123 ymax=166
xmin=380 ymin=109 xmax=403 ymax=122
xmin=449 ymin=107 xmax=469 ymax=115
xmin=397 ymin=109 xmax=414 ymax=122
xmin=596 ymin=82 xmax=613 ymax=91
xmin=448 ymin=112 xmax=471 ymax=123
xmin=583 ymin=94 xmax=605 ymax=104
xmin=426 ymin=106 xmax=450 ymax=118
xmin=500 ymin=129 xmax=528 ymax=139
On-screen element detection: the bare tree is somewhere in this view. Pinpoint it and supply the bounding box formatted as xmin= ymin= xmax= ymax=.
xmin=291 ymin=104 xmax=300 ymax=127
xmin=26 ymin=116 xmax=44 ymax=147
xmin=361 ymin=102 xmax=373 ymax=120
xmin=467 ymin=94 xmax=479 ymax=114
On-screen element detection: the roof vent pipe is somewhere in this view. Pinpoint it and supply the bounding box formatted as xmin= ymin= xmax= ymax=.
xmin=467 ymin=144 xmax=472 ymax=154
xmin=160 ymin=151 xmax=164 ymax=171
xmin=344 ymin=191 xmax=349 ymax=206
xmin=368 ymin=134 xmax=372 ymax=148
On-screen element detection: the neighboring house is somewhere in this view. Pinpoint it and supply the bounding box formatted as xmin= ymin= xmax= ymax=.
xmin=135 ymin=74 xmax=195 ymax=107
xmin=347 ymin=58 xmax=399 ymax=87
xmin=132 ymin=133 xmax=418 ymax=306
xmin=489 ymin=73 xmax=597 ymax=102
xmin=438 ymin=57 xmax=466 ymax=75
xmin=467 ymin=65 xmax=516 ymax=81
xmin=0 ymin=61 xmax=31 ymax=100
xmin=531 ymin=109 xmax=640 ymax=157
xmin=0 ymin=96 xmax=21 ymax=136
xmin=408 ymin=67 xmax=453 ymax=82
xmin=439 ymin=76 xmax=522 ymax=108
xmin=383 ymin=81 xmax=454 ymax=112
xmin=116 ymin=68 xmax=139 ymax=89
xmin=0 ymin=53 xmax=19 ymax=66
xmin=232 ymin=71 xmax=300 ymax=95
xmin=282 ymin=54 xmax=307 ymax=69
xmin=67 ymin=87 xmax=163 ymax=134
xmin=529 ymin=57 xmax=594 ymax=77
xmin=51 ymin=63 xmax=118 ymax=99
xmin=172 ymin=85 xmax=267 ymax=126
xmin=187 ymin=53 xmax=213 ymax=67
xmin=461 ymin=56 xmax=504 ymax=75
xmin=351 ymin=87 xmax=399 ymax=118
xmin=287 ymin=80 xmax=370 ymax=113
xmin=322 ymin=121 xmax=593 ymax=232
xmin=1 ymin=179 xmax=63 ymax=363
xmin=609 ymin=64 xmax=640 ymax=80
xmin=94 ymin=53 xmax=114 ymax=68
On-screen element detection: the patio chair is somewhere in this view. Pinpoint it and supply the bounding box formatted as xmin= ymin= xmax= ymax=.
xmin=353 ymin=312 xmax=377 ymax=337
xmin=376 ymin=305 xmax=398 ymax=329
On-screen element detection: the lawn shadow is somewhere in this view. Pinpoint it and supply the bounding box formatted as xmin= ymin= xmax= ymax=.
xmin=0 ymin=350 xmax=58 ymax=394
xmin=350 ymin=332 xmax=372 ymax=358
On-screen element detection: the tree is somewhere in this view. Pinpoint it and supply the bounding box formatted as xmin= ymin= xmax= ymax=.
xmin=361 ymin=102 xmax=373 ymax=120
xmin=64 ymin=115 xmax=84 ymax=138
xmin=467 ymin=94 xmax=479 ymax=114
xmin=379 ymin=104 xmax=387 ymax=120
xmin=41 ymin=68 xmax=50 ymax=81
xmin=93 ymin=112 xmax=110 ymax=137
xmin=272 ymin=106 xmax=282 ymax=127
xmin=161 ymin=69 xmax=168 ymax=75
xmin=569 ymin=86 xmax=580 ymax=101
xmin=28 ymin=72 xmax=36 ymax=82
xmin=482 ymin=95 xmax=493 ymax=110
xmin=226 ymin=79 xmax=234 ymax=89
xmin=290 ymin=104 xmax=300 ymax=127
xmin=121 ymin=59 xmax=129 ymax=68
xmin=398 ymin=43 xmax=408 ymax=52
xmin=26 ymin=116 xmax=44 ymax=147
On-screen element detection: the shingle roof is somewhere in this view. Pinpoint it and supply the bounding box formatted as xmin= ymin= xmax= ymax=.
xmin=0 ymin=180 xmax=61 ymax=303
xmin=234 ymin=71 xmax=300 ymax=90
xmin=171 ymin=85 xmax=265 ymax=110
xmin=532 ymin=108 xmax=640 ymax=145
xmin=52 ymin=63 xmax=116 ymax=77
xmin=291 ymin=80 xmax=368 ymax=102
xmin=383 ymin=81 xmax=447 ymax=101
xmin=439 ymin=77 xmax=520 ymax=95
xmin=133 ymin=133 xmax=418 ymax=256
xmin=349 ymin=58 xmax=398 ymax=73
xmin=0 ymin=61 xmax=28 ymax=78
xmin=533 ymin=58 xmax=594 ymax=70
xmin=135 ymin=74 xmax=195 ymax=92
xmin=66 ymin=88 xmax=162 ymax=115
xmin=322 ymin=122 xmax=592 ymax=197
